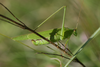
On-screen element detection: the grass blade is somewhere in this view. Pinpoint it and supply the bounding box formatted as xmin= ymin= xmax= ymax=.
xmin=64 ymin=27 xmax=100 ymax=67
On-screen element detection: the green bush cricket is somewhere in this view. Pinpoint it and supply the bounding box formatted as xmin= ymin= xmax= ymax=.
xmin=12 ymin=6 xmax=77 ymax=46
xmin=0 ymin=3 xmax=85 ymax=67
xmin=0 ymin=3 xmax=71 ymax=56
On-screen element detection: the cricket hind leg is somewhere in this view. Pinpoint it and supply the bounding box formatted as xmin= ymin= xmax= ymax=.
xmin=34 ymin=6 xmax=67 ymax=31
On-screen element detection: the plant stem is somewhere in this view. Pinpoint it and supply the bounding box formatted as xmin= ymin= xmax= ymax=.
xmin=64 ymin=27 xmax=100 ymax=67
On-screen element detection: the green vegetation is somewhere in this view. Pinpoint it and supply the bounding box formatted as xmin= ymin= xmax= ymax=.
xmin=0 ymin=0 xmax=100 ymax=67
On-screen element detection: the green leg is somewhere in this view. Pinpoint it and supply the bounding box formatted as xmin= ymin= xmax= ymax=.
xmin=34 ymin=6 xmax=66 ymax=30
xmin=60 ymin=6 xmax=66 ymax=40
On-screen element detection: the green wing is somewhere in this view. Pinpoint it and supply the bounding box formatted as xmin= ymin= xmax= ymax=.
xmin=13 ymin=27 xmax=77 ymax=41
xmin=13 ymin=28 xmax=54 ymax=40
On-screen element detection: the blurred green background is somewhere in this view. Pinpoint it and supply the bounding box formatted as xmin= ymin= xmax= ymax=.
xmin=0 ymin=0 xmax=100 ymax=67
